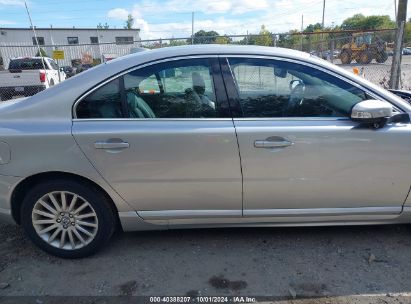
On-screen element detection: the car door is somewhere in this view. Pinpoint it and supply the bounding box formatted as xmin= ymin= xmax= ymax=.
xmin=222 ymin=56 xmax=411 ymax=219
xmin=72 ymin=57 xmax=242 ymax=220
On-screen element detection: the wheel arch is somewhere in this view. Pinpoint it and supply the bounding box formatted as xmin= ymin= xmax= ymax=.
xmin=10 ymin=171 xmax=120 ymax=226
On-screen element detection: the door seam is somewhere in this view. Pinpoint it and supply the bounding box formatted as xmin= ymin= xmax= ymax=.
xmin=217 ymin=56 xmax=244 ymax=216
xmin=231 ymin=120 xmax=244 ymax=216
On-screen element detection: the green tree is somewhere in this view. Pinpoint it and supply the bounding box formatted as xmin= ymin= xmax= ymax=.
xmin=304 ymin=23 xmax=323 ymax=33
xmin=35 ymin=48 xmax=47 ymax=57
xmin=124 ymin=14 xmax=134 ymax=29
xmin=188 ymin=30 xmax=219 ymax=44
xmin=215 ymin=36 xmax=231 ymax=44
xmin=405 ymin=21 xmax=411 ymax=43
xmin=341 ymin=14 xmax=395 ymax=30
xmin=168 ymin=39 xmax=187 ymax=47
xmin=255 ymin=25 xmax=273 ymax=46
xmin=97 ymin=22 xmax=109 ymax=29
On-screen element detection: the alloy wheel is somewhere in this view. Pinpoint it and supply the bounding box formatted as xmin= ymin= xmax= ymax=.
xmin=31 ymin=191 xmax=98 ymax=250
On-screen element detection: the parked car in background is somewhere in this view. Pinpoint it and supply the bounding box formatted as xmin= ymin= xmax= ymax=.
xmin=1 ymin=45 xmax=411 ymax=258
xmin=0 ymin=57 xmax=65 ymax=101
xmin=75 ymin=63 xmax=93 ymax=74
xmin=402 ymin=47 xmax=411 ymax=55
xmin=102 ymin=53 xmax=119 ymax=63
xmin=60 ymin=66 xmax=76 ymax=78
xmin=309 ymin=50 xmax=339 ymax=60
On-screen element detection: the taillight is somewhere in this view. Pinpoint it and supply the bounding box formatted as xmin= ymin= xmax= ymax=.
xmin=39 ymin=71 xmax=46 ymax=83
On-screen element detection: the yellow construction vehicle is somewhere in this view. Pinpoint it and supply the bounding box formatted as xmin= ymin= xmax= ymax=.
xmin=339 ymin=32 xmax=388 ymax=64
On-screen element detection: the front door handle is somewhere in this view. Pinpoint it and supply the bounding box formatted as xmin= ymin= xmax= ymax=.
xmin=94 ymin=140 xmax=130 ymax=150
xmin=254 ymin=137 xmax=293 ymax=149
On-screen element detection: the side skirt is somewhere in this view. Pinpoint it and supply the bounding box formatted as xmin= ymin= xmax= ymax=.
xmin=119 ymin=207 xmax=408 ymax=232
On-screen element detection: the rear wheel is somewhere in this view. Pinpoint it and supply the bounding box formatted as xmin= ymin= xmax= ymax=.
xmin=340 ymin=50 xmax=352 ymax=64
xmin=359 ymin=51 xmax=372 ymax=64
xmin=376 ymin=52 xmax=388 ymax=63
xmin=21 ymin=179 xmax=116 ymax=258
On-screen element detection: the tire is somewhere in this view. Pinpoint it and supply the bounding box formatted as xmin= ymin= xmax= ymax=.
xmin=376 ymin=52 xmax=388 ymax=63
xmin=21 ymin=179 xmax=116 ymax=258
xmin=49 ymin=79 xmax=55 ymax=87
xmin=359 ymin=51 xmax=372 ymax=64
xmin=340 ymin=50 xmax=352 ymax=64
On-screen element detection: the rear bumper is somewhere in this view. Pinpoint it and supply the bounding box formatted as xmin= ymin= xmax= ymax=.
xmin=0 ymin=175 xmax=23 ymax=225
xmin=0 ymin=207 xmax=14 ymax=225
xmin=0 ymin=85 xmax=46 ymax=101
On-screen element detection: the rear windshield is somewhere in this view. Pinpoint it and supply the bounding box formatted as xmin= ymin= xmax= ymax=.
xmin=8 ymin=59 xmax=49 ymax=70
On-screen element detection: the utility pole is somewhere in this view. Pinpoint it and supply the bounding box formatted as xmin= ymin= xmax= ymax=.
xmin=301 ymin=14 xmax=304 ymax=51
xmin=394 ymin=0 xmax=398 ymax=19
xmin=389 ymin=0 xmax=408 ymax=89
xmin=191 ymin=12 xmax=194 ymax=45
xmin=321 ymin=0 xmax=326 ymax=30
xmin=321 ymin=0 xmax=326 ymax=57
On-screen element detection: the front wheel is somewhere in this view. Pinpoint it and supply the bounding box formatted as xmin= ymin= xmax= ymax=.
xmin=340 ymin=50 xmax=352 ymax=64
xmin=21 ymin=179 xmax=116 ymax=258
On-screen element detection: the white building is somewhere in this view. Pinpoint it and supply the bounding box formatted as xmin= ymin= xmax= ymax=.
xmin=0 ymin=27 xmax=141 ymax=68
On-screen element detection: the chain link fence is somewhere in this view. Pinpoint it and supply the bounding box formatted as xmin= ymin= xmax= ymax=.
xmin=0 ymin=28 xmax=407 ymax=102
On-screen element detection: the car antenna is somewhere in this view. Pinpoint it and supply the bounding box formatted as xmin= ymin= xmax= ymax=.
xmin=24 ymin=0 xmax=50 ymax=87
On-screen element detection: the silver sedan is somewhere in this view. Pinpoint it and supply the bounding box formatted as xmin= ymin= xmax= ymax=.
xmin=1 ymin=45 xmax=411 ymax=258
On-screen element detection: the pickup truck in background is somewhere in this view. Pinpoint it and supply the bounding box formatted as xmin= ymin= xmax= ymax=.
xmin=0 ymin=57 xmax=65 ymax=101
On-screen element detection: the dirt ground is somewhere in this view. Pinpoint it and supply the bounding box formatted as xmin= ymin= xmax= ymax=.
xmin=1 ymin=222 xmax=411 ymax=303
xmin=338 ymin=55 xmax=411 ymax=90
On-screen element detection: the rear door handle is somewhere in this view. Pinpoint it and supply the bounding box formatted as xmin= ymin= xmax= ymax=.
xmin=254 ymin=137 xmax=293 ymax=149
xmin=94 ymin=140 xmax=129 ymax=149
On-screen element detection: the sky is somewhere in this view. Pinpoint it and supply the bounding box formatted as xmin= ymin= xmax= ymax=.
xmin=0 ymin=0 xmax=409 ymax=40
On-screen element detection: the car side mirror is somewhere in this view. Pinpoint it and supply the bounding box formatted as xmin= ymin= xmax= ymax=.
xmin=351 ymin=100 xmax=393 ymax=128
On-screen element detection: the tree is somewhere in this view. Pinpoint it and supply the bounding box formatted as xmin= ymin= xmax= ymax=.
xmin=304 ymin=23 xmax=323 ymax=33
xmin=255 ymin=25 xmax=273 ymax=46
xmin=405 ymin=21 xmax=411 ymax=43
xmin=35 ymin=48 xmax=47 ymax=57
xmin=341 ymin=14 xmax=395 ymax=30
xmin=277 ymin=29 xmax=301 ymax=49
xmin=215 ymin=36 xmax=231 ymax=44
xmin=187 ymin=30 xmax=219 ymax=44
xmin=168 ymin=39 xmax=187 ymax=47
xmin=124 ymin=14 xmax=134 ymax=29
xmin=97 ymin=22 xmax=109 ymax=29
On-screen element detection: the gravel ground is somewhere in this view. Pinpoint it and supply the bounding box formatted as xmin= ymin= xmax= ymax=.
xmin=1 ymin=222 xmax=411 ymax=303
xmin=337 ymin=56 xmax=411 ymax=90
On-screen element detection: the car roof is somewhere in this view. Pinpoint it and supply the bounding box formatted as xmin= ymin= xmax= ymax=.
xmin=107 ymin=44 xmax=311 ymax=66
xmin=1 ymin=44 xmax=411 ymax=120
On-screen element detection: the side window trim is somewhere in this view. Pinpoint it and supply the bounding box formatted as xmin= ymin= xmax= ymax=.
xmin=219 ymin=57 xmax=242 ymax=118
xmin=224 ymin=56 xmax=388 ymax=119
xmin=74 ymin=56 xmax=234 ymax=120
xmin=225 ymin=55 xmax=399 ymax=116
xmin=210 ymin=57 xmax=232 ymax=118
xmin=119 ymin=75 xmax=128 ymax=118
